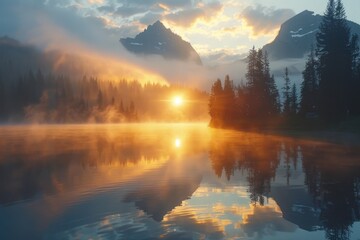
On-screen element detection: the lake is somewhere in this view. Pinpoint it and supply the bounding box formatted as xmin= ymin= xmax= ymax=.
xmin=1 ymin=123 xmax=360 ymax=240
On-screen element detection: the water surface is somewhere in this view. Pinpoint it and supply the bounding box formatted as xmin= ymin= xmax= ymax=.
xmin=1 ymin=123 xmax=360 ymax=240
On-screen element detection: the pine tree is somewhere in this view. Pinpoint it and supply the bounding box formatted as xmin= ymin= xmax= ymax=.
xmin=236 ymin=81 xmax=248 ymax=119
xmin=282 ymin=67 xmax=291 ymax=116
xmin=223 ymin=75 xmax=236 ymax=125
xmin=36 ymin=69 xmax=45 ymax=101
xmin=316 ymin=0 xmax=356 ymax=120
xmin=130 ymin=100 xmax=135 ymax=114
xmin=300 ymin=47 xmax=319 ymax=116
xmin=246 ymin=48 xmax=279 ymax=120
xmin=97 ymin=90 xmax=103 ymax=109
xmin=264 ymin=52 xmax=280 ymax=116
xmin=269 ymin=74 xmax=280 ymax=115
xmin=209 ymin=79 xmax=223 ymax=127
xmin=245 ymin=47 xmax=260 ymax=119
xmin=0 ymin=75 xmax=5 ymax=119
xmin=290 ymin=83 xmax=298 ymax=116
xmin=349 ymin=34 xmax=360 ymax=114
xmin=119 ymin=99 xmax=125 ymax=113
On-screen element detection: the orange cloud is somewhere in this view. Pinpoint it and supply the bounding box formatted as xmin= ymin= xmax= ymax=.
xmin=165 ymin=1 xmax=223 ymax=27
xmin=87 ymin=0 xmax=104 ymax=4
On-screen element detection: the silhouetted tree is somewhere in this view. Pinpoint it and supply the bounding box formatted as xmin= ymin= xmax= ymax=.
xmin=282 ymin=67 xmax=291 ymax=116
xmin=300 ymin=47 xmax=319 ymax=116
xmin=316 ymin=0 xmax=358 ymax=120
xmin=246 ymin=48 xmax=280 ymax=120
xmin=97 ymin=90 xmax=103 ymax=109
xmin=209 ymin=79 xmax=224 ymax=127
xmin=264 ymin=52 xmax=280 ymax=116
xmin=0 ymin=75 xmax=5 ymax=118
xmin=349 ymin=34 xmax=360 ymax=114
xmin=119 ymin=99 xmax=125 ymax=113
xmin=268 ymin=74 xmax=280 ymax=116
xmin=290 ymin=83 xmax=298 ymax=116
xmin=209 ymin=48 xmax=280 ymax=129
xmin=223 ymin=75 xmax=236 ymax=125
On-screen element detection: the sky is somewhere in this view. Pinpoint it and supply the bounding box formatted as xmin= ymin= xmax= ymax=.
xmin=1 ymin=0 xmax=360 ymax=66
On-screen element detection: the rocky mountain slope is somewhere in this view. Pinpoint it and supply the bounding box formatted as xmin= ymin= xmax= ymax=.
xmin=120 ymin=21 xmax=202 ymax=65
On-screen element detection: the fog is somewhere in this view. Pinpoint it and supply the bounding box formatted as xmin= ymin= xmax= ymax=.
xmin=0 ymin=0 xmax=306 ymax=92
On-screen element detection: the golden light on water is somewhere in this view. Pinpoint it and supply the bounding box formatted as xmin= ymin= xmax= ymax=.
xmin=172 ymin=96 xmax=183 ymax=107
xmin=174 ymin=138 xmax=182 ymax=148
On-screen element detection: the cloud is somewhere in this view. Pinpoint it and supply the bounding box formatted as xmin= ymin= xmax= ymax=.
xmin=0 ymin=0 xmax=267 ymax=90
xmin=88 ymin=0 xmax=104 ymax=4
xmin=203 ymin=51 xmax=246 ymax=66
xmin=97 ymin=4 xmax=115 ymax=13
xmin=0 ymin=0 xmax=221 ymax=90
xmin=165 ymin=1 xmax=223 ymax=27
xmin=112 ymin=0 xmax=193 ymax=18
xmin=139 ymin=12 xmax=163 ymax=25
xmin=241 ymin=204 xmax=297 ymax=238
xmin=120 ymin=0 xmax=192 ymax=9
xmin=114 ymin=5 xmax=148 ymax=18
xmin=240 ymin=5 xmax=295 ymax=36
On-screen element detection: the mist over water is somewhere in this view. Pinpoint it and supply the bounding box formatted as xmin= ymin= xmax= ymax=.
xmin=1 ymin=124 xmax=360 ymax=240
xmin=1 ymin=1 xmax=360 ymax=240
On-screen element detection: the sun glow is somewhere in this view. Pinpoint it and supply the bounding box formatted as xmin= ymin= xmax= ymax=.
xmin=174 ymin=138 xmax=182 ymax=148
xmin=172 ymin=96 xmax=184 ymax=107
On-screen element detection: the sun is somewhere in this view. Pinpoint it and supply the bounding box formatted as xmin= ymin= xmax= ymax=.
xmin=172 ymin=96 xmax=183 ymax=107
xmin=174 ymin=138 xmax=182 ymax=148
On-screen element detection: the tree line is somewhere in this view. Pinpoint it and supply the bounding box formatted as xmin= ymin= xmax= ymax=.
xmin=0 ymin=70 xmax=208 ymax=123
xmin=209 ymin=0 xmax=360 ymax=129
xmin=209 ymin=49 xmax=281 ymax=128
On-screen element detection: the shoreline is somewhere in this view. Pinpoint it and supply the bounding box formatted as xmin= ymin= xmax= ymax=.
xmin=267 ymin=129 xmax=360 ymax=146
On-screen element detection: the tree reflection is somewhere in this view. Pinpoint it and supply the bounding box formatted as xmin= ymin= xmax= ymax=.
xmin=209 ymin=131 xmax=360 ymax=240
xmin=283 ymin=142 xmax=300 ymax=186
xmin=209 ymin=131 xmax=281 ymax=205
xmin=302 ymin=144 xmax=360 ymax=240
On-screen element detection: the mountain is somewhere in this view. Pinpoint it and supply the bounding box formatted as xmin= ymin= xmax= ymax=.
xmin=0 ymin=36 xmax=45 ymax=83
xmin=120 ymin=21 xmax=202 ymax=65
xmin=263 ymin=10 xmax=360 ymax=60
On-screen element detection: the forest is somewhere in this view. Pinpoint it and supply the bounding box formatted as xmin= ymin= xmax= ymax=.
xmin=209 ymin=0 xmax=360 ymax=130
xmin=0 ymin=71 xmax=208 ymax=123
xmin=0 ymin=38 xmax=209 ymax=123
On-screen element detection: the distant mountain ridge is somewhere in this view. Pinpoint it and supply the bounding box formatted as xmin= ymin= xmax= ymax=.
xmin=263 ymin=10 xmax=360 ymax=60
xmin=120 ymin=21 xmax=202 ymax=65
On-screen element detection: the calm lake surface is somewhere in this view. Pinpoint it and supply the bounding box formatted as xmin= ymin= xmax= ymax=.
xmin=1 ymin=123 xmax=360 ymax=240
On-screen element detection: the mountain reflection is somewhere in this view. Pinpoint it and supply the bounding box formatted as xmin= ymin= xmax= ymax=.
xmin=209 ymin=129 xmax=360 ymax=240
xmin=1 ymin=124 xmax=360 ymax=240
xmin=209 ymin=130 xmax=281 ymax=205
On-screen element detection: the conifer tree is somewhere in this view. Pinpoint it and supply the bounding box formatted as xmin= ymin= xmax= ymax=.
xmin=246 ymin=47 xmax=258 ymax=90
xmin=316 ymin=0 xmax=357 ymax=120
xmin=282 ymin=67 xmax=291 ymax=116
xmin=264 ymin=52 xmax=280 ymax=116
xmin=97 ymin=90 xmax=103 ymax=109
xmin=223 ymin=75 xmax=236 ymax=125
xmin=0 ymin=75 xmax=5 ymax=118
xmin=300 ymin=47 xmax=319 ymax=116
xmin=349 ymin=35 xmax=360 ymax=114
xmin=209 ymin=79 xmax=223 ymax=126
xmin=290 ymin=83 xmax=298 ymax=116
xmin=245 ymin=48 xmax=280 ymax=119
